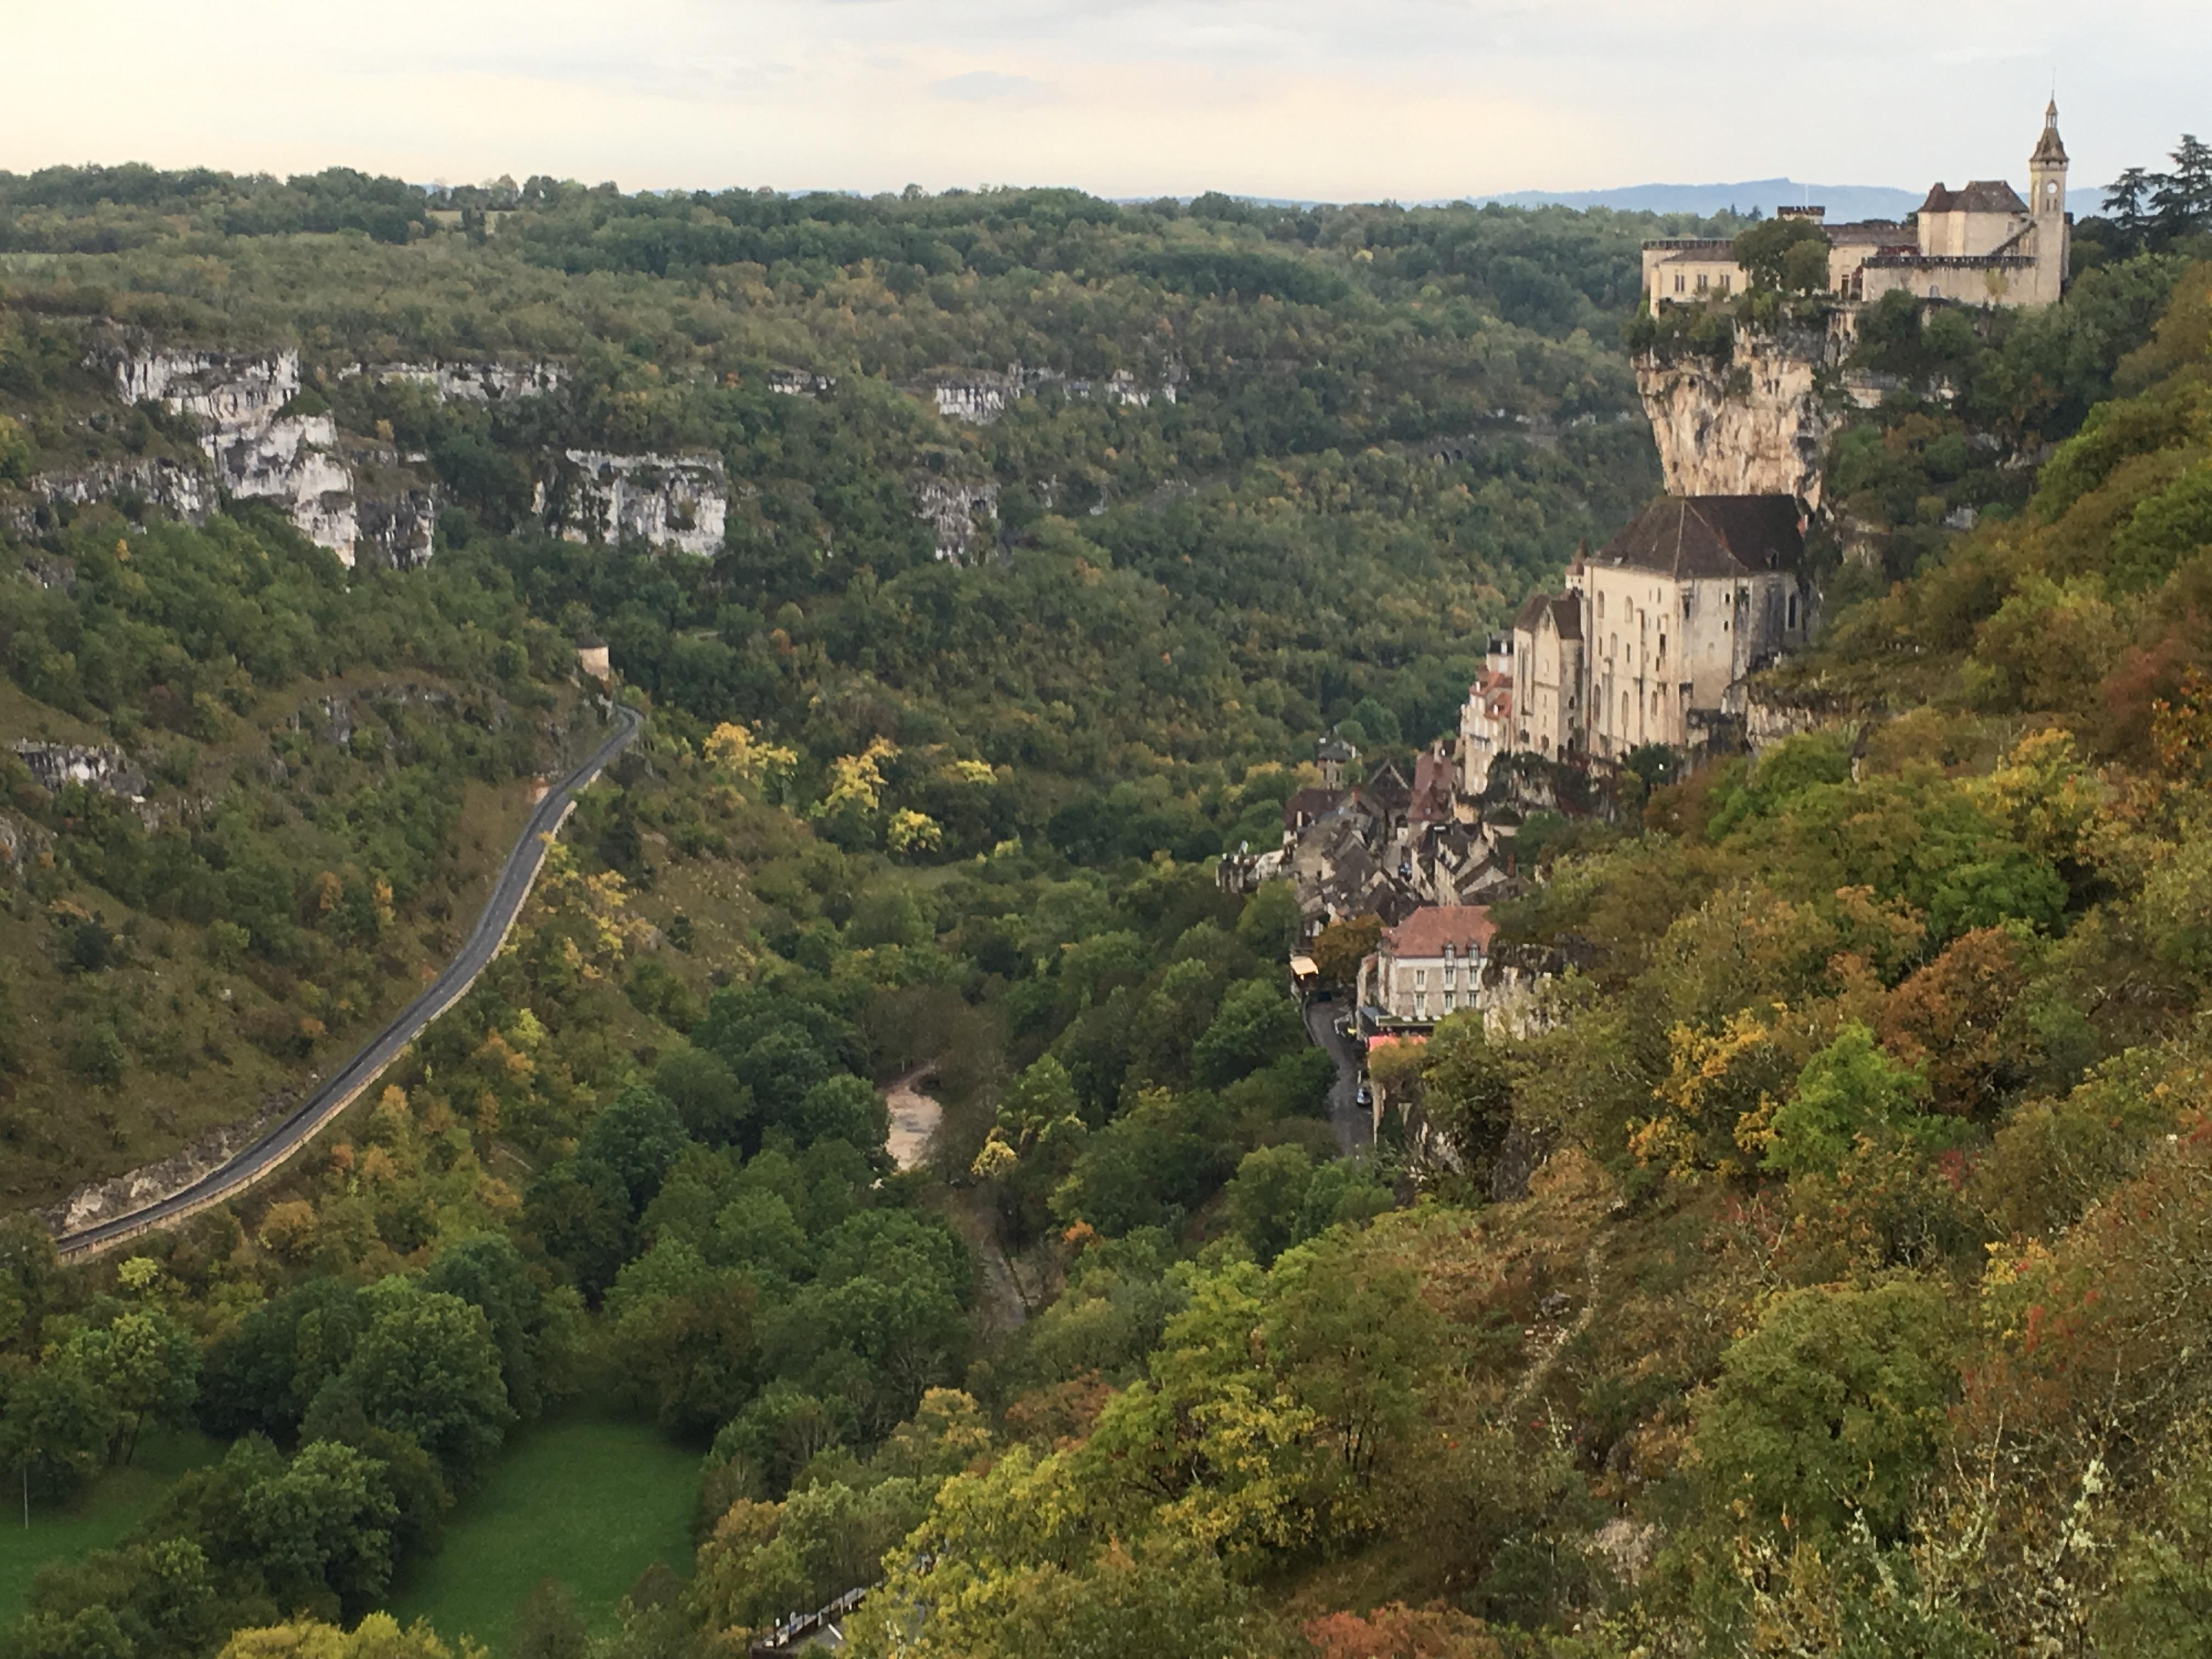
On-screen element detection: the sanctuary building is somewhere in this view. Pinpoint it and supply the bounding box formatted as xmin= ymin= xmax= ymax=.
xmin=1642 ymin=100 xmax=2072 ymax=311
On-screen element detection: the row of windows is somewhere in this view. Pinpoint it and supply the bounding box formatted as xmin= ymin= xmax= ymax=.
xmin=1669 ymin=271 xmax=1735 ymax=295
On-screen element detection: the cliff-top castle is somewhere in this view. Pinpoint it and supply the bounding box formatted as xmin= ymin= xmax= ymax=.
xmin=1641 ymin=100 xmax=2072 ymax=312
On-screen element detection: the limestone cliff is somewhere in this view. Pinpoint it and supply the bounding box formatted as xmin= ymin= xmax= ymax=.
xmin=360 ymin=360 xmax=563 ymax=402
xmin=911 ymin=475 xmax=998 ymax=562
xmin=535 ymin=450 xmax=729 ymax=556
xmin=108 ymin=347 xmax=365 ymax=561
xmin=1 ymin=455 xmax=214 ymax=538
xmin=1634 ymin=318 xmax=1850 ymax=509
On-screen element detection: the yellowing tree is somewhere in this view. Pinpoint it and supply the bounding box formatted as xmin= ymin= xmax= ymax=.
xmin=704 ymin=721 xmax=797 ymax=786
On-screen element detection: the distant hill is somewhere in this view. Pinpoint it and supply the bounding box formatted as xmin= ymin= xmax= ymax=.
xmin=1474 ymin=178 xmax=1925 ymax=221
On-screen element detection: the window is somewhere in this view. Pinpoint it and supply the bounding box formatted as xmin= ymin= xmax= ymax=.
xmin=1787 ymin=592 xmax=1799 ymax=629
xmin=1696 ymin=273 xmax=1709 ymax=293
xmin=1442 ymin=991 xmax=1457 ymax=1011
xmin=1414 ymin=968 xmax=1427 ymax=989
xmin=1673 ymin=273 xmax=1685 ymax=293
xmin=1415 ymin=994 xmax=1427 ymax=1018
xmin=1719 ymin=274 xmax=1732 ymax=294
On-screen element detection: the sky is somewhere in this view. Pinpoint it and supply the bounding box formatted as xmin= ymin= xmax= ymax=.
xmin=11 ymin=0 xmax=2207 ymax=204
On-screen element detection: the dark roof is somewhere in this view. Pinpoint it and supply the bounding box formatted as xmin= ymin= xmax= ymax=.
xmin=1590 ymin=496 xmax=1805 ymax=580
xmin=576 ymin=633 xmax=607 ymax=648
xmin=1361 ymin=759 xmax=1413 ymax=815
xmin=1512 ymin=591 xmax=1583 ymax=641
xmin=1316 ymin=733 xmax=1358 ymax=763
xmin=1283 ymin=787 xmax=1346 ymax=827
xmin=2032 ymin=103 xmax=2068 ymax=166
xmin=1919 ymin=180 xmax=2029 ymax=216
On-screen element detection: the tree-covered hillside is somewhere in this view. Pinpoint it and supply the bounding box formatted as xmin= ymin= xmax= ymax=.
xmin=4 ymin=155 xmax=2212 ymax=1659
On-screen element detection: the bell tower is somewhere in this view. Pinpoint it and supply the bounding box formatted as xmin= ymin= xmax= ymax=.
xmin=2028 ymin=98 xmax=2070 ymax=302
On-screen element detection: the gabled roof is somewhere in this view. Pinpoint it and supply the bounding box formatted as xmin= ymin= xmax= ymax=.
xmin=1383 ymin=905 xmax=1498 ymax=958
xmin=1920 ymin=179 xmax=2029 ymax=216
xmin=1589 ymin=496 xmax=1804 ymax=580
xmin=1361 ymin=760 xmax=1413 ymax=815
xmin=1512 ymin=591 xmax=1583 ymax=641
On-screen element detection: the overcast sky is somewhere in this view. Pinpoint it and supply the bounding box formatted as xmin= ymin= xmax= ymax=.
xmin=12 ymin=1 xmax=2205 ymax=203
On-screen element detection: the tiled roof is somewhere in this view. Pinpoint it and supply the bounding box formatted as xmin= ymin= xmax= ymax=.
xmin=2032 ymin=103 xmax=2067 ymax=166
xmin=1589 ymin=495 xmax=1804 ymax=580
xmin=1919 ymin=180 xmax=2029 ymax=216
xmin=1383 ymin=904 xmax=1498 ymax=958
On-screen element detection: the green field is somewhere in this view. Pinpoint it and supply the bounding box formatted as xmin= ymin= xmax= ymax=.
xmin=383 ymin=1412 xmax=701 ymax=1654
xmin=0 ymin=1430 xmax=219 ymax=1624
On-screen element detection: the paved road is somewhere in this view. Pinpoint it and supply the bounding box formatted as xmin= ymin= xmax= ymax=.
xmin=1304 ymin=994 xmax=1374 ymax=1156
xmin=54 ymin=704 xmax=644 ymax=1259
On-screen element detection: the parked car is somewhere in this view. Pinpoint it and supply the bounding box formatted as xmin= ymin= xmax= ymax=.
xmin=1355 ymin=1081 xmax=1373 ymax=1109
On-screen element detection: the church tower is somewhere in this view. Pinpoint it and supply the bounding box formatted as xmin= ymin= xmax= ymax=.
xmin=2028 ymin=98 xmax=2070 ymax=304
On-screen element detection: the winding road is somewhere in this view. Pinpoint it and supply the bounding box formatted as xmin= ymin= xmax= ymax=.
xmin=53 ymin=704 xmax=644 ymax=1260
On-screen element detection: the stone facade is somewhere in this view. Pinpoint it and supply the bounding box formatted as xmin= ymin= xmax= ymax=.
xmin=1509 ymin=594 xmax=1584 ymax=759
xmin=1358 ymin=905 xmax=1499 ymax=1024
xmin=1476 ymin=495 xmax=1811 ymax=765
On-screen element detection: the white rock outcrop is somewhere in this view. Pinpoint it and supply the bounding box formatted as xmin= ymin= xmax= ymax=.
xmin=1634 ymin=321 xmax=1848 ymax=510
xmin=911 ymin=476 xmax=998 ymax=562
xmin=364 ymin=360 xmax=564 ymax=402
xmin=1 ymin=455 xmax=215 ymax=537
xmin=535 ymin=450 xmax=729 ymax=556
xmin=927 ymin=363 xmax=1181 ymax=424
xmin=111 ymin=348 xmax=365 ymax=562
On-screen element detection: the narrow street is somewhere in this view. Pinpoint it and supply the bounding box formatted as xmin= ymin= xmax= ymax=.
xmin=1303 ymin=994 xmax=1374 ymax=1156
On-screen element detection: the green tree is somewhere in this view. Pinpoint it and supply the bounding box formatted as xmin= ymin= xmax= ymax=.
xmin=1734 ymin=216 xmax=1833 ymax=293
xmin=1764 ymin=1023 xmax=1950 ymax=1177
xmin=308 ymin=1281 xmax=514 ymax=1487
xmin=1192 ymin=980 xmax=1304 ymax=1088
xmin=1226 ymin=1144 xmax=1315 ymax=1266
xmin=242 ymin=1440 xmax=402 ymax=1612
xmin=1695 ymin=1276 xmax=1960 ymax=1541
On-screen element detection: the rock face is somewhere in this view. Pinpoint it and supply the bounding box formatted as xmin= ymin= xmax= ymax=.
xmin=1634 ymin=321 xmax=1848 ymax=509
xmin=769 ymin=369 xmax=838 ymax=397
xmin=353 ymin=484 xmax=441 ymax=569
xmin=927 ymin=363 xmax=1181 ymax=424
xmin=1 ymin=455 xmax=215 ymax=538
xmin=911 ymin=475 xmax=998 ymax=562
xmin=110 ymin=348 xmax=367 ymax=562
xmin=535 ymin=450 xmax=729 ymax=556
xmin=363 ymin=360 xmax=563 ymax=402
xmin=13 ymin=741 xmax=146 ymax=801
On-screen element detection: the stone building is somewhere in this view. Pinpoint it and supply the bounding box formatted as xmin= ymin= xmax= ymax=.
xmin=1642 ymin=100 xmax=2071 ymax=312
xmin=1581 ymin=495 xmax=1809 ymax=757
xmin=1359 ymin=905 xmax=1499 ymax=1025
xmin=1469 ymin=494 xmax=1810 ymax=765
xmin=1459 ymin=635 xmax=1515 ymax=797
xmin=1509 ymin=590 xmax=1584 ymax=759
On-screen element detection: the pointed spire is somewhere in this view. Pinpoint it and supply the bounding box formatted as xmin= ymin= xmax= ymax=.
xmin=2032 ymin=97 xmax=2068 ymax=167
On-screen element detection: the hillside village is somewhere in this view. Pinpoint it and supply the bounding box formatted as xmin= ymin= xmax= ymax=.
xmin=1245 ymin=100 xmax=2089 ymax=1114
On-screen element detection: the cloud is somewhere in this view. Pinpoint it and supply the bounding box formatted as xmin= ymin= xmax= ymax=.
xmin=929 ymin=69 xmax=1054 ymax=103
xmin=3 ymin=0 xmax=2206 ymax=199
